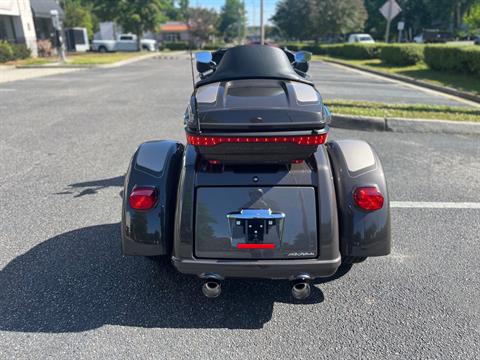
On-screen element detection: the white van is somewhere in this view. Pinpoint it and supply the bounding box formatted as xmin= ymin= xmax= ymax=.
xmin=348 ymin=34 xmax=375 ymax=44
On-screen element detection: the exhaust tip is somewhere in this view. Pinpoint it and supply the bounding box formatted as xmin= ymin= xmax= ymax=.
xmin=202 ymin=280 xmax=222 ymax=298
xmin=291 ymin=281 xmax=311 ymax=300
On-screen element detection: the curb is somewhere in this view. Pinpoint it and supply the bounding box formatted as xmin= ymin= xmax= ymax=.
xmin=16 ymin=64 xmax=94 ymax=69
xmin=14 ymin=51 xmax=184 ymax=70
xmin=98 ymin=51 xmax=163 ymax=68
xmin=323 ymin=59 xmax=480 ymax=105
xmin=331 ymin=114 xmax=480 ymax=135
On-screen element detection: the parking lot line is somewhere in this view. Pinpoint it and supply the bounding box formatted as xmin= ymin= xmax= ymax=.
xmin=391 ymin=201 xmax=480 ymax=209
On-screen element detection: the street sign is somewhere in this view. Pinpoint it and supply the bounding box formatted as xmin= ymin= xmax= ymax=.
xmin=380 ymin=0 xmax=402 ymax=43
xmin=380 ymin=0 xmax=401 ymax=21
xmin=50 ymin=9 xmax=60 ymax=30
xmin=397 ymin=21 xmax=405 ymax=31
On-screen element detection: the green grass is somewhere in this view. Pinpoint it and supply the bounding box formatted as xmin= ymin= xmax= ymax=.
xmin=67 ymin=52 xmax=148 ymax=65
xmin=326 ymin=100 xmax=480 ymax=122
xmin=314 ymin=56 xmax=480 ymax=96
xmin=16 ymin=58 xmax=52 ymax=65
xmin=14 ymin=51 xmax=155 ymax=66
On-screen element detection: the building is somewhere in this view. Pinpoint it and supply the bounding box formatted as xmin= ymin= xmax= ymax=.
xmin=0 ymin=0 xmax=64 ymax=57
xmin=158 ymin=22 xmax=190 ymax=43
xmin=0 ymin=0 xmax=37 ymax=55
xmin=30 ymin=0 xmax=64 ymax=41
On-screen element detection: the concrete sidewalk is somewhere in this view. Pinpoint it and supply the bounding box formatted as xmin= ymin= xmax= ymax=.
xmin=0 ymin=66 xmax=83 ymax=84
xmin=0 ymin=51 xmax=187 ymax=84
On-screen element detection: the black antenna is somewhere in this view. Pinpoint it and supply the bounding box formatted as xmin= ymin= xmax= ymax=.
xmin=187 ymin=18 xmax=201 ymax=133
xmin=188 ymin=45 xmax=196 ymax=91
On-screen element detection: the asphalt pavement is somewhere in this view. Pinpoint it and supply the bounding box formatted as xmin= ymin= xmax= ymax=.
xmin=0 ymin=58 xmax=479 ymax=359
xmin=309 ymin=61 xmax=474 ymax=107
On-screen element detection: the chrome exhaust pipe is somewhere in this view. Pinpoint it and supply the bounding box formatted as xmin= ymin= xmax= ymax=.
xmin=291 ymin=281 xmax=311 ymax=300
xmin=202 ymin=279 xmax=222 ymax=298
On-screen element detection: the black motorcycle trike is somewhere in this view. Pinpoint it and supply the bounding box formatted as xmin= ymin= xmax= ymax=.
xmin=121 ymin=45 xmax=391 ymax=299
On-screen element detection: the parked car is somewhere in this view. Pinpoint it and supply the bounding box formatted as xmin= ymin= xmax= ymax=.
xmin=92 ymin=34 xmax=156 ymax=52
xmin=475 ymin=36 xmax=480 ymax=45
xmin=414 ymin=30 xmax=454 ymax=44
xmin=348 ymin=33 xmax=375 ymax=44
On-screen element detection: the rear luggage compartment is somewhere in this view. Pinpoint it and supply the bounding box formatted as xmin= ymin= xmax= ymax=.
xmin=186 ymin=79 xmax=329 ymax=164
xmin=195 ymin=186 xmax=318 ymax=260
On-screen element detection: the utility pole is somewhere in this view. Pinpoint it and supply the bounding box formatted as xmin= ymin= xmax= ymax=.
xmin=243 ymin=0 xmax=246 ymax=44
xmin=252 ymin=0 xmax=256 ymax=31
xmin=238 ymin=1 xmax=245 ymax=44
xmin=260 ymin=0 xmax=264 ymax=45
xmin=384 ymin=0 xmax=393 ymax=43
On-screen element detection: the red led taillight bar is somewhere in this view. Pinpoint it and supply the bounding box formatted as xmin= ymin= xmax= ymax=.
xmin=186 ymin=133 xmax=328 ymax=147
xmin=237 ymin=243 xmax=276 ymax=249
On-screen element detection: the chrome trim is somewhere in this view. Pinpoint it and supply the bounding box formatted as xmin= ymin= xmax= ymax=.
xmin=226 ymin=208 xmax=285 ymax=220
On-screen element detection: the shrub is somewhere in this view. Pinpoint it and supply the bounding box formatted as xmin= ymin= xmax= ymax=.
xmin=202 ymin=43 xmax=227 ymax=51
xmin=323 ymin=43 xmax=383 ymax=59
xmin=424 ymin=45 xmax=480 ymax=75
xmin=380 ymin=44 xmax=424 ymax=66
xmin=162 ymin=42 xmax=190 ymax=51
xmin=0 ymin=41 xmax=31 ymax=62
xmin=37 ymin=39 xmax=53 ymax=57
xmin=0 ymin=41 xmax=14 ymax=63
xmin=305 ymin=43 xmax=383 ymax=59
xmin=11 ymin=44 xmax=31 ymax=60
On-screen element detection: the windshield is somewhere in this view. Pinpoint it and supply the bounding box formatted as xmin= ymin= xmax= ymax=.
xmin=359 ymin=36 xmax=373 ymax=41
xmin=196 ymin=45 xmax=312 ymax=87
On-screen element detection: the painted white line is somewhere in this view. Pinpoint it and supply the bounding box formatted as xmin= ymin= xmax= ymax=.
xmin=326 ymin=62 xmax=480 ymax=108
xmin=391 ymin=201 xmax=480 ymax=209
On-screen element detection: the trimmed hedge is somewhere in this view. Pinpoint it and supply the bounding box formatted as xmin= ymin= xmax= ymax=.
xmin=162 ymin=42 xmax=190 ymax=50
xmin=325 ymin=44 xmax=382 ymax=59
xmin=202 ymin=43 xmax=227 ymax=51
xmin=0 ymin=41 xmax=31 ymax=63
xmin=380 ymin=44 xmax=424 ymax=66
xmin=282 ymin=43 xmax=384 ymax=59
xmin=0 ymin=41 xmax=14 ymax=63
xmin=424 ymin=45 xmax=480 ymax=75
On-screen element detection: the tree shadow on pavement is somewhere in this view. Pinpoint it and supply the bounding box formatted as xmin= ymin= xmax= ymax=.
xmin=56 ymin=176 xmax=124 ymax=197
xmin=0 ymin=223 xmax=351 ymax=332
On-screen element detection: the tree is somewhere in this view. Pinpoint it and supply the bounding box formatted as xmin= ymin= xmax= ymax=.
xmin=270 ymin=0 xmax=313 ymax=41
xmin=464 ymin=2 xmax=480 ymax=31
xmin=309 ymin=0 xmax=367 ymax=40
xmin=218 ymin=0 xmax=246 ymax=42
xmin=178 ymin=0 xmax=190 ymax=21
xmin=188 ymin=7 xmax=219 ymax=46
xmin=95 ymin=0 xmax=169 ymax=50
xmin=365 ymin=0 xmax=480 ymax=39
xmin=62 ymin=1 xmax=98 ymax=39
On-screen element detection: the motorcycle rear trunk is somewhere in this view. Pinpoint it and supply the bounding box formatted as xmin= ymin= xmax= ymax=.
xmin=185 ymin=78 xmax=329 ymax=164
xmin=178 ymin=76 xmax=336 ymax=268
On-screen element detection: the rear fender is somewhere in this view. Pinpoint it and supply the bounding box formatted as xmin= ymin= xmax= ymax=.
xmin=327 ymin=140 xmax=391 ymax=257
xmin=122 ymin=140 xmax=184 ymax=256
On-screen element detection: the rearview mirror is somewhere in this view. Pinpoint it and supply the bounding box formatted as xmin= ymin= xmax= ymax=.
xmin=196 ymin=51 xmax=214 ymax=73
xmin=323 ymin=105 xmax=332 ymax=124
xmin=294 ymin=51 xmax=312 ymax=63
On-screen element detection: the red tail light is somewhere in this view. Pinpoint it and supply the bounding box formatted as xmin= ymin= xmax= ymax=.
xmin=237 ymin=243 xmax=276 ymax=249
xmin=354 ymin=187 xmax=384 ymax=211
xmin=187 ymin=133 xmax=328 ymax=147
xmin=129 ymin=187 xmax=157 ymax=210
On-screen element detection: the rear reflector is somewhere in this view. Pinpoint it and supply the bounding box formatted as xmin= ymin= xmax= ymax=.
xmin=129 ymin=187 xmax=157 ymax=210
xmin=354 ymin=187 xmax=384 ymax=211
xmin=237 ymin=243 xmax=276 ymax=249
xmin=187 ymin=133 xmax=328 ymax=147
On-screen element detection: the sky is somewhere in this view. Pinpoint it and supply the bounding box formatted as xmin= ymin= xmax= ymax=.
xmin=192 ymin=0 xmax=279 ymax=26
